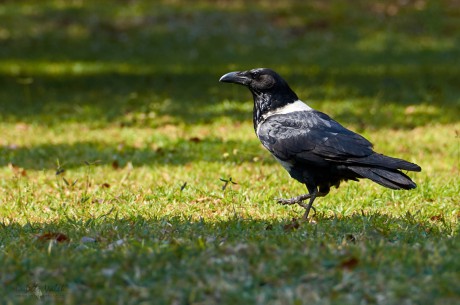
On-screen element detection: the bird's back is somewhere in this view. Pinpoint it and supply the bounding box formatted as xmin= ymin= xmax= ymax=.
xmin=257 ymin=108 xmax=420 ymax=191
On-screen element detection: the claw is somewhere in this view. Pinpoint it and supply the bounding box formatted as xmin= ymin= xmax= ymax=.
xmin=277 ymin=192 xmax=325 ymax=220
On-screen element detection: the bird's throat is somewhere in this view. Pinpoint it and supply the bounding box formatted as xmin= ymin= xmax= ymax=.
xmin=252 ymin=91 xmax=298 ymax=132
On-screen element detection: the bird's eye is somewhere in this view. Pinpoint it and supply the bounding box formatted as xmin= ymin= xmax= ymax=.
xmin=251 ymin=71 xmax=260 ymax=79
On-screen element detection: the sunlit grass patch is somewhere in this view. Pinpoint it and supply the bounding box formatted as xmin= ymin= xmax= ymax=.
xmin=1 ymin=0 xmax=459 ymax=304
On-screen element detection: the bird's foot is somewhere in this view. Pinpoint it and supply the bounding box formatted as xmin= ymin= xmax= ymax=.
xmin=277 ymin=194 xmax=317 ymax=217
xmin=277 ymin=192 xmax=326 ymax=220
xmin=276 ymin=194 xmax=311 ymax=206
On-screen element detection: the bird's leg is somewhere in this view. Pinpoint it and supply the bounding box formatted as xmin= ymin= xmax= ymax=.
xmin=301 ymin=190 xmax=329 ymax=219
xmin=302 ymin=194 xmax=316 ymax=220
xmin=277 ymin=190 xmax=326 ymax=220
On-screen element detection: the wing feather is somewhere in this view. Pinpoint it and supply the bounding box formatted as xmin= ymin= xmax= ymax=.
xmin=257 ymin=110 xmax=373 ymax=162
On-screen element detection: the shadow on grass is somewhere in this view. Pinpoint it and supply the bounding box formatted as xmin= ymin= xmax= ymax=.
xmin=2 ymin=211 xmax=458 ymax=302
xmin=2 ymin=212 xmax=456 ymax=253
xmin=0 ymin=138 xmax=268 ymax=170
xmin=1 ymin=213 xmax=457 ymax=283
xmin=1 ymin=67 xmax=459 ymax=129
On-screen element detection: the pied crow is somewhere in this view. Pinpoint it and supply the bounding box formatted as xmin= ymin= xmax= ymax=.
xmin=219 ymin=68 xmax=421 ymax=220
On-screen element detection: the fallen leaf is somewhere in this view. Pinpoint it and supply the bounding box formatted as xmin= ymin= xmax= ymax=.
xmin=112 ymin=160 xmax=120 ymax=169
xmin=191 ymin=197 xmax=221 ymax=204
xmin=36 ymin=232 xmax=69 ymax=243
xmin=283 ymin=218 xmax=300 ymax=232
xmin=345 ymin=233 xmax=356 ymax=243
xmin=340 ymin=257 xmax=359 ymax=270
xmin=8 ymin=163 xmax=27 ymax=177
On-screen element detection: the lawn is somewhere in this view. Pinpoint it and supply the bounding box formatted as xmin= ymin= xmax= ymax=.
xmin=0 ymin=0 xmax=459 ymax=304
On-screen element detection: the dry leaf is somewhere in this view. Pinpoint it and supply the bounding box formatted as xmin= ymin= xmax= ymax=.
xmin=36 ymin=232 xmax=69 ymax=243
xmin=8 ymin=163 xmax=27 ymax=177
xmin=112 ymin=160 xmax=120 ymax=169
xmin=340 ymin=257 xmax=359 ymax=270
xmin=191 ymin=197 xmax=221 ymax=205
xmin=345 ymin=233 xmax=356 ymax=243
xmin=283 ymin=218 xmax=300 ymax=232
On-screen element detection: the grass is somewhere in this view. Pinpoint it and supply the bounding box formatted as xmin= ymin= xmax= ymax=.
xmin=0 ymin=0 xmax=459 ymax=304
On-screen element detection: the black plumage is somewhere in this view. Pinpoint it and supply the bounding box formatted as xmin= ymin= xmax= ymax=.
xmin=220 ymin=68 xmax=421 ymax=219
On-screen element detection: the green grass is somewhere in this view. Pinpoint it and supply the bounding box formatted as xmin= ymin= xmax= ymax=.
xmin=1 ymin=0 xmax=459 ymax=304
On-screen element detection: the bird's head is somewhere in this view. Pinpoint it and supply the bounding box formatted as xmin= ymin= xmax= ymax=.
xmin=219 ymin=68 xmax=299 ymax=117
xmin=219 ymin=68 xmax=290 ymax=94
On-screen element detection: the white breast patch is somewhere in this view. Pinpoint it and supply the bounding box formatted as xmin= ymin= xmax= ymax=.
xmin=263 ymin=100 xmax=312 ymax=120
xmin=256 ymin=100 xmax=313 ymax=136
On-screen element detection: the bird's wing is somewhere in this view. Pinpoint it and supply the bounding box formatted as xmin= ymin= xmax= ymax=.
xmin=257 ymin=110 xmax=374 ymax=163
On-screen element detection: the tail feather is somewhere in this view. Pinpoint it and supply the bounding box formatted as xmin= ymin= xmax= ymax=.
xmin=349 ymin=153 xmax=421 ymax=172
xmin=348 ymin=166 xmax=417 ymax=190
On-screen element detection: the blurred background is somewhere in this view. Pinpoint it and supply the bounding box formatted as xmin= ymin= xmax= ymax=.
xmin=1 ymin=2 xmax=459 ymax=303
xmin=0 ymin=0 xmax=459 ymax=129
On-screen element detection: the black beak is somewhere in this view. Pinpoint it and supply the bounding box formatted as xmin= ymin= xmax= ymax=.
xmin=219 ymin=71 xmax=249 ymax=85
